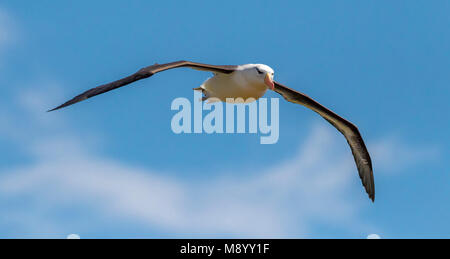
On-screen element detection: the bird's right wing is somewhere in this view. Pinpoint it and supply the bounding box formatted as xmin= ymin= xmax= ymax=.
xmin=48 ymin=60 xmax=238 ymax=111
xmin=273 ymin=81 xmax=375 ymax=202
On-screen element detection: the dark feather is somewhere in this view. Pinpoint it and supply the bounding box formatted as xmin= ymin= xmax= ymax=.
xmin=48 ymin=61 xmax=238 ymax=111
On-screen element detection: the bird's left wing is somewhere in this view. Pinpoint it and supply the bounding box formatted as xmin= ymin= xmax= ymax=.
xmin=48 ymin=60 xmax=238 ymax=111
xmin=273 ymin=81 xmax=375 ymax=202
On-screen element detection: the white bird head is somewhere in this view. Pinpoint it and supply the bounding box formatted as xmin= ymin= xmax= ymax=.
xmin=239 ymin=64 xmax=275 ymax=90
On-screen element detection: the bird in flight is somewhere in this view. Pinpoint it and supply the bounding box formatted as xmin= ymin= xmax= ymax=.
xmin=49 ymin=60 xmax=375 ymax=202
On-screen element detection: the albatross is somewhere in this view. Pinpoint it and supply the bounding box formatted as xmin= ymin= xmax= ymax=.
xmin=49 ymin=60 xmax=375 ymax=202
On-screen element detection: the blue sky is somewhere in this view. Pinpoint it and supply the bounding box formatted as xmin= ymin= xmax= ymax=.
xmin=0 ymin=1 xmax=448 ymax=238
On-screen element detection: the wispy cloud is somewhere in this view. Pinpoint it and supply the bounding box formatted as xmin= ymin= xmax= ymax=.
xmin=0 ymin=88 xmax=438 ymax=238
xmin=370 ymin=136 xmax=439 ymax=172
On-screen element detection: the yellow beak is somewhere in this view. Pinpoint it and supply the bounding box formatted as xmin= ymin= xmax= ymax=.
xmin=264 ymin=73 xmax=275 ymax=90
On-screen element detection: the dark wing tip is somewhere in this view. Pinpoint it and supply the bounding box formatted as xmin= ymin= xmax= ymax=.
xmin=47 ymin=91 xmax=91 ymax=112
xmin=346 ymin=124 xmax=375 ymax=203
xmin=368 ymin=188 xmax=375 ymax=202
xmin=358 ymin=163 xmax=375 ymax=202
xmin=47 ymin=105 xmax=64 ymax=112
xmin=369 ymin=181 xmax=375 ymax=202
xmin=369 ymin=185 xmax=375 ymax=203
xmin=361 ymin=165 xmax=375 ymax=202
xmin=47 ymin=96 xmax=86 ymax=112
xmin=365 ymin=177 xmax=375 ymax=202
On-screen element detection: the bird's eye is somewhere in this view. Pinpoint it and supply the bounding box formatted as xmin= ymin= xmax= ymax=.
xmin=255 ymin=68 xmax=264 ymax=74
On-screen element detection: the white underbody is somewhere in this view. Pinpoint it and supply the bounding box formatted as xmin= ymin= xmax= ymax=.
xmin=197 ymin=66 xmax=271 ymax=103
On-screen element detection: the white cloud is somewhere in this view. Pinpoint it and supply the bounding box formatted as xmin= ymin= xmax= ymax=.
xmin=0 ymin=126 xmax=368 ymax=237
xmin=0 ymin=88 xmax=438 ymax=237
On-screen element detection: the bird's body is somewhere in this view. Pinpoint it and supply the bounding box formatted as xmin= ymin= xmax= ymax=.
xmin=49 ymin=60 xmax=375 ymax=202
xmin=199 ymin=64 xmax=274 ymax=102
